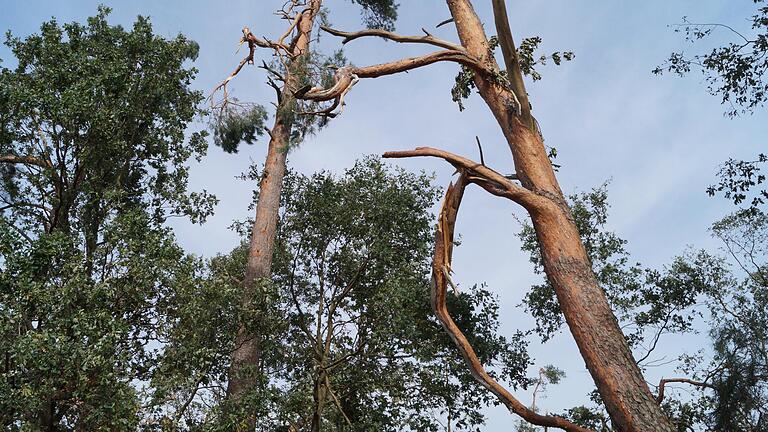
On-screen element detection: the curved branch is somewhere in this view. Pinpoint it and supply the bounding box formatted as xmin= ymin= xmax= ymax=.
xmin=382 ymin=146 xmax=548 ymax=212
xmin=321 ymin=25 xmax=467 ymax=52
xmin=430 ymin=173 xmax=592 ymax=432
xmin=656 ymin=378 xmax=714 ymax=403
xmin=296 ymin=47 xmax=482 ymax=106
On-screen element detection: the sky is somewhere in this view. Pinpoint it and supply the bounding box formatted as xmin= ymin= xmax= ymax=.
xmin=1 ymin=0 xmax=766 ymax=430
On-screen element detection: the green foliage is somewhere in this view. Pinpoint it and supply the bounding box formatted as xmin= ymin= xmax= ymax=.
xmin=451 ymin=35 xmax=574 ymax=111
xmin=699 ymin=210 xmax=768 ymax=431
xmin=515 ymin=36 xmax=575 ymax=82
xmin=654 ymin=2 xmax=768 ymax=117
xmin=212 ymin=104 xmax=269 ymax=153
xmin=348 ymin=0 xmax=399 ymax=30
xmin=156 ymin=157 xmax=532 ymax=431
xmin=518 ymin=185 xmax=722 ymax=347
xmin=0 ymin=8 xmax=213 ymax=429
xmin=707 ymin=153 xmax=767 ymax=214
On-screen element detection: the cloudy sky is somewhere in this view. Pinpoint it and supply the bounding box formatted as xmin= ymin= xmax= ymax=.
xmin=2 ymin=0 xmax=765 ymax=429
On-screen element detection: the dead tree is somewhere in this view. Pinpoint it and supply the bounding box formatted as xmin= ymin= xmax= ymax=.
xmin=294 ymin=1 xmax=676 ymax=430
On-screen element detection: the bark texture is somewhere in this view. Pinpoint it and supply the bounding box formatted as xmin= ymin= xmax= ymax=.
xmin=225 ymin=0 xmax=322 ymax=411
xmin=445 ymin=1 xmax=675 ymax=430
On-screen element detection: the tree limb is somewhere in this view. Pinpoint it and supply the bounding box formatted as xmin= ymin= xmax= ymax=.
xmin=321 ymin=25 xmax=467 ymax=52
xmin=0 ymin=154 xmax=52 ymax=169
xmin=429 ymin=173 xmax=592 ymax=432
xmin=382 ymin=146 xmax=547 ymax=212
xmin=656 ymin=378 xmax=714 ymax=403
xmin=491 ymin=0 xmax=535 ymax=131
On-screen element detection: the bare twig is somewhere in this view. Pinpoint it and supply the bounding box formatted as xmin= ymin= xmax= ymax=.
xmin=475 ymin=136 xmax=485 ymax=166
xmin=321 ymin=25 xmax=466 ymax=52
xmin=656 ymin=378 xmax=714 ymax=403
xmin=436 ymin=18 xmax=455 ymax=28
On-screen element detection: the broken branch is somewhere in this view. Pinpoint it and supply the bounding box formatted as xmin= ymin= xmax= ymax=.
xmin=383 ymin=146 xmax=546 ymax=211
xmin=430 ymin=173 xmax=592 ymax=432
xmin=656 ymin=378 xmax=714 ymax=403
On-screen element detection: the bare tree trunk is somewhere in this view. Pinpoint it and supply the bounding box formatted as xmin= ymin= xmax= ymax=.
xmin=225 ymin=0 xmax=322 ymax=415
xmin=445 ymin=1 xmax=674 ymax=430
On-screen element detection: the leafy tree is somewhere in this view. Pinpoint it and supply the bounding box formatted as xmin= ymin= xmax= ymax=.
xmin=154 ymin=157 xmax=533 ymax=431
xmin=657 ymin=1 xmax=767 ymax=216
xmin=207 ymin=1 xmax=401 ymax=412
xmin=293 ymin=0 xmax=674 ymax=427
xmin=0 ymin=7 xmax=211 ymax=430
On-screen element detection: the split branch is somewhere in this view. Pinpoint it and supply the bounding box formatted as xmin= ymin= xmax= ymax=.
xmin=291 ymin=26 xmax=486 ymax=116
xmin=429 ymin=173 xmax=592 ymax=432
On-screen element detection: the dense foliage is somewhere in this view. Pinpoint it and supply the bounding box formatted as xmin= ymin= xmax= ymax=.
xmin=0 ymin=8 xmax=211 ymax=430
xmin=155 ymin=158 xmax=533 ymax=431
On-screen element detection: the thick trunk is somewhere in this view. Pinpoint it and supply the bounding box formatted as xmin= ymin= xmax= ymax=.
xmin=225 ymin=0 xmax=321 ymax=413
xmin=445 ymin=1 xmax=674 ymax=430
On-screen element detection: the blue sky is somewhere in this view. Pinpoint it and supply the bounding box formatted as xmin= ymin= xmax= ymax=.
xmin=2 ymin=1 xmax=766 ymax=429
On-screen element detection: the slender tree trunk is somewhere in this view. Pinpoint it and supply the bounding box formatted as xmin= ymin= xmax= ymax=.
xmin=445 ymin=1 xmax=674 ymax=430
xmin=311 ymin=369 xmax=328 ymax=432
xmin=225 ymin=0 xmax=322 ymax=412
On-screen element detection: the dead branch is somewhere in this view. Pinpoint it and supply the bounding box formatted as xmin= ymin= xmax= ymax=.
xmin=436 ymin=18 xmax=455 ymax=28
xmin=656 ymin=378 xmax=714 ymax=403
xmin=382 ymin=146 xmax=546 ymax=212
xmin=208 ymin=27 xmax=292 ymax=111
xmin=491 ymin=0 xmax=534 ymax=131
xmin=288 ymin=26 xmax=486 ymax=116
xmin=429 ymin=173 xmax=592 ymax=432
xmin=320 ymin=25 xmax=466 ymax=52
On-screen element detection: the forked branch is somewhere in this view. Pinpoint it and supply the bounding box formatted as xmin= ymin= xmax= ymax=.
xmin=292 ymin=26 xmax=486 ymax=115
xmin=429 ymin=173 xmax=592 ymax=432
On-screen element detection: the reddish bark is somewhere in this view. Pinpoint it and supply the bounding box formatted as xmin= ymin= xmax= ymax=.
xmin=224 ymin=0 xmax=323 ymax=414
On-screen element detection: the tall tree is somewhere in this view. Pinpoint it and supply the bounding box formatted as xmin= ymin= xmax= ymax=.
xmin=294 ymin=1 xmax=675 ymax=430
xmin=208 ymin=1 xmax=399 ymax=416
xmin=0 ymin=8 xmax=212 ymax=430
xmin=152 ymin=158 xmax=534 ymax=431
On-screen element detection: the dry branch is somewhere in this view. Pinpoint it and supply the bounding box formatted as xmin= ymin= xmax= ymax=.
xmin=320 ymin=25 xmax=466 ymax=52
xmin=429 ymin=173 xmax=592 ymax=432
xmin=0 ymin=154 xmax=52 ymax=169
xmin=382 ymin=146 xmax=548 ymax=212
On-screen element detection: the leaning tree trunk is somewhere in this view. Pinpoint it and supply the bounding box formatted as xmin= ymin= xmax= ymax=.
xmin=445 ymin=1 xmax=674 ymax=430
xmin=288 ymin=0 xmax=675 ymax=428
xmin=226 ymin=0 xmax=322 ymax=411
